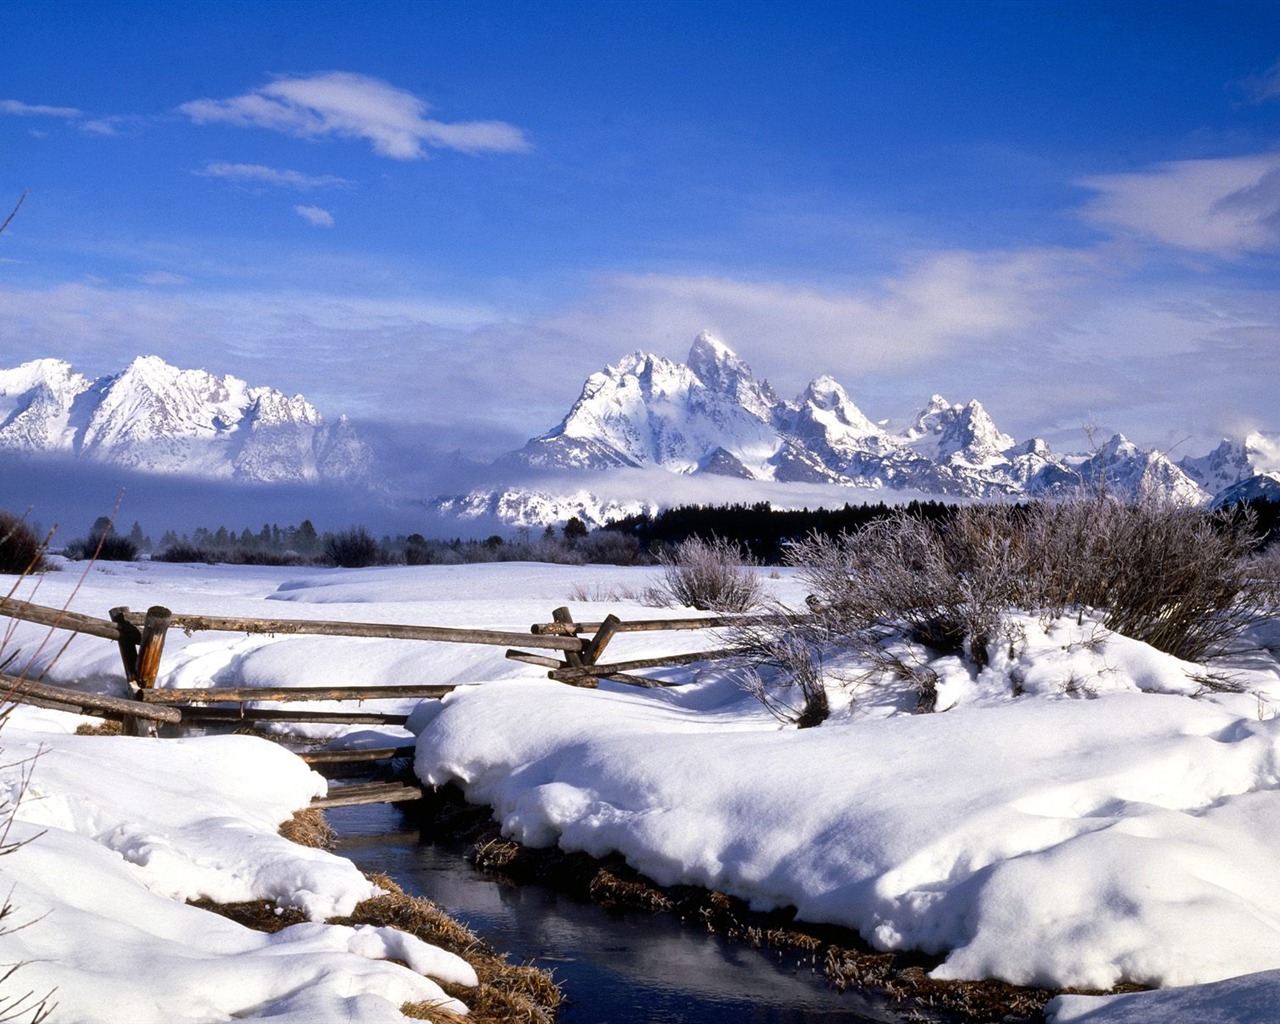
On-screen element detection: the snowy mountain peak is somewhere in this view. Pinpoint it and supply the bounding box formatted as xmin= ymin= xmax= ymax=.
xmin=1078 ymin=435 xmax=1207 ymax=505
xmin=904 ymin=394 xmax=955 ymax=439
xmin=687 ymin=330 xmax=735 ymax=370
xmin=1097 ymin=433 xmax=1139 ymax=460
xmin=905 ymin=396 xmax=1013 ymax=464
xmin=793 ymin=376 xmax=879 ymax=438
xmin=0 ymin=355 xmax=374 ymax=484
xmin=481 ymin=334 xmax=1252 ymax=523
xmin=686 ymin=331 xmax=778 ymax=421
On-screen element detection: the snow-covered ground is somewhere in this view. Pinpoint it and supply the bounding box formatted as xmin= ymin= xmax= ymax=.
xmin=3 ymin=557 xmax=1280 ymax=1022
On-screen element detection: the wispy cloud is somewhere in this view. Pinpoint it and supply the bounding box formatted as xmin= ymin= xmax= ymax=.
xmin=0 ymin=99 xmax=82 ymax=118
xmin=1079 ymin=153 xmax=1280 ymax=257
xmin=549 ymin=246 xmax=1097 ymax=386
xmin=294 ymin=205 xmax=335 ymax=228
xmin=1242 ymin=60 xmax=1280 ymax=103
xmin=78 ymin=114 xmax=152 ymax=137
xmin=178 ymin=72 xmax=531 ymax=158
xmin=197 ymin=161 xmax=353 ymax=189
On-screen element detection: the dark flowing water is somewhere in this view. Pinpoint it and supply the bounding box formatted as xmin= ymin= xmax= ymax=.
xmin=329 ymin=803 xmax=914 ymax=1024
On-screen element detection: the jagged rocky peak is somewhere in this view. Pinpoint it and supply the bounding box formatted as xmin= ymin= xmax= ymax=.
xmin=1183 ymin=432 xmax=1280 ymax=494
xmin=1080 ymin=434 xmax=1208 ymax=504
xmin=686 ymin=330 xmax=778 ymax=421
xmin=445 ymin=333 xmax=1280 ymax=526
xmin=796 ymin=376 xmax=878 ymax=434
xmin=905 ymin=394 xmax=955 ymax=439
xmin=686 ymin=331 xmax=741 ymax=388
xmin=904 ymin=395 xmax=1013 ymax=462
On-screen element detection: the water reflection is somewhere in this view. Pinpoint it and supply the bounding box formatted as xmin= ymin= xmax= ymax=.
xmin=331 ymin=804 xmax=910 ymax=1024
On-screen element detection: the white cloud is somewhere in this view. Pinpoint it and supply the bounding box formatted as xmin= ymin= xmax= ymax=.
xmin=79 ymin=118 xmax=120 ymax=136
xmin=1079 ymin=153 xmax=1280 ymax=257
xmin=546 ymin=246 xmax=1096 ymax=389
xmin=197 ymin=162 xmax=353 ymax=189
xmin=178 ymin=72 xmax=531 ymax=159
xmin=294 ymin=205 xmax=335 ymax=228
xmin=0 ymin=99 xmax=81 ymax=118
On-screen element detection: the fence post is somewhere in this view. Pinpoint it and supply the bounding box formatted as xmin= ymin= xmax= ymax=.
xmin=109 ymin=605 xmax=171 ymax=736
xmin=582 ymin=614 xmax=621 ymax=666
xmin=551 ymin=607 xmax=584 ymax=669
xmin=136 ymin=606 xmax=172 ymax=690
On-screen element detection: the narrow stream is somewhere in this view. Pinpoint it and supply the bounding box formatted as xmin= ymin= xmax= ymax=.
xmin=329 ymin=802 xmax=919 ymax=1024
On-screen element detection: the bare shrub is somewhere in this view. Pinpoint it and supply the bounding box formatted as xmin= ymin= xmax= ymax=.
xmin=734 ymin=624 xmax=830 ymax=727
xmin=323 ymin=527 xmax=380 ymax=568
xmin=152 ymin=543 xmax=216 ymax=564
xmin=787 ymin=495 xmax=1277 ymax=672
xmin=649 ymin=536 xmax=763 ymax=612
xmin=0 ymin=513 xmax=46 ymax=576
xmin=792 ymin=507 xmax=1022 ymax=669
xmin=566 ymin=581 xmax=645 ymax=603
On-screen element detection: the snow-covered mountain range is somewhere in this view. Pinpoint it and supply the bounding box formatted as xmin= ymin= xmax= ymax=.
xmin=0 ymin=356 xmax=375 ymax=484
xmin=439 ymin=332 xmax=1280 ymax=526
xmin=5 ymin=341 xmax=1278 ymax=531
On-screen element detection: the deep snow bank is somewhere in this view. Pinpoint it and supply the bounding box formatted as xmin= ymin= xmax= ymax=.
xmin=414 ymin=615 xmax=1280 ymax=993
xmin=0 ymin=710 xmax=476 ymax=1022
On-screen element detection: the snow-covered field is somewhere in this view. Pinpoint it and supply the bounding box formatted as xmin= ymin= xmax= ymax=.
xmin=3 ymin=557 xmax=1280 ymax=1022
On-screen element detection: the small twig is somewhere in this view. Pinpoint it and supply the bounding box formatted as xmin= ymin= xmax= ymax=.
xmin=0 ymin=190 xmax=25 ymax=237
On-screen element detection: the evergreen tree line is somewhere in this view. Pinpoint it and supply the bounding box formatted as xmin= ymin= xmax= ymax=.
xmin=604 ymin=497 xmax=1280 ymax=564
xmin=25 ymin=494 xmax=1280 ymax=570
xmin=603 ymin=500 xmax=960 ymax=563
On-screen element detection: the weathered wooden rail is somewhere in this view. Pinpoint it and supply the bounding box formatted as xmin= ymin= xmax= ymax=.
xmin=0 ymin=592 xmax=785 ymax=803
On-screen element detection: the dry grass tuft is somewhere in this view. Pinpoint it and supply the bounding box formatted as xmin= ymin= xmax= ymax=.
xmin=192 ymin=868 xmax=561 ymax=1023
xmin=186 ymin=897 xmax=307 ymax=933
xmin=588 ymin=868 xmax=674 ymax=912
xmin=400 ymin=1000 xmax=470 ymax=1022
xmin=471 ymin=836 xmax=523 ymax=872
xmin=74 ymin=719 xmax=122 ymax=736
xmin=278 ymin=807 xmax=337 ymax=850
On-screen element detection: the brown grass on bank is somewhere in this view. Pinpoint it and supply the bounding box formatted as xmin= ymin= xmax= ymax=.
xmin=447 ymin=787 xmax=1133 ymax=1023
xmin=277 ymin=807 xmax=336 ymax=850
xmin=188 ymin=814 xmax=562 ymax=1023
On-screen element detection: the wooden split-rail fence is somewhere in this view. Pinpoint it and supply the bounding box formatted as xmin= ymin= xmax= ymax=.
xmin=0 ymin=595 xmax=779 ymax=806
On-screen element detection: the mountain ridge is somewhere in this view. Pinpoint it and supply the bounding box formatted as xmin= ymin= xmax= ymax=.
xmin=0 ymin=355 xmax=375 ymax=485
xmin=445 ymin=332 xmax=1278 ymax=526
xmin=4 ymin=340 xmax=1278 ymax=533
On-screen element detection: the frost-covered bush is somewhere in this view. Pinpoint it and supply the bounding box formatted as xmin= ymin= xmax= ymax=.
xmin=788 ymin=496 xmax=1275 ymax=668
xmin=1017 ymin=494 xmax=1274 ymax=660
xmin=649 ymin=536 xmax=763 ymax=612
xmin=735 ymin=627 xmax=830 ymax=727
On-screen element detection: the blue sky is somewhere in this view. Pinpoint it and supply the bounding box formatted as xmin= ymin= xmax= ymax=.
xmin=3 ymin=0 xmax=1280 ymax=463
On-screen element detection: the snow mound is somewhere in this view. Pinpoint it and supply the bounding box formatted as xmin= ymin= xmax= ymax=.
xmin=415 ymin=617 xmax=1280 ymax=992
